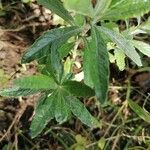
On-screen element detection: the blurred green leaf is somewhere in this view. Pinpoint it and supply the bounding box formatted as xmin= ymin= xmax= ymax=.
xmin=140 ymin=18 xmax=150 ymax=34
xmin=108 ymin=52 xmax=115 ymax=63
xmin=103 ymin=0 xmax=150 ymax=21
xmin=37 ymin=0 xmax=73 ymax=24
xmin=128 ymin=99 xmax=150 ymax=124
xmin=114 ymin=49 xmax=126 ymax=71
xmin=133 ymin=40 xmax=150 ymax=57
xmin=63 ymin=0 xmax=94 ymax=17
xmin=98 ymin=137 xmax=106 ymax=150
xmin=22 ymin=0 xmax=31 ymax=3
xmin=94 ymin=0 xmax=112 ymax=18
xmin=75 ymin=134 xmax=87 ymax=145
xmin=74 ymin=14 xmax=85 ymax=26
xmin=63 ymin=57 xmax=73 ymax=76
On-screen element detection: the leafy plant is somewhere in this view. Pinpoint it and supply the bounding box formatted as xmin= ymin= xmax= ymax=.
xmin=0 ymin=0 xmax=150 ymax=138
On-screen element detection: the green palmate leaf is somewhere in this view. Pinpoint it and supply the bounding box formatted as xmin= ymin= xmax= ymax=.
xmin=94 ymin=0 xmax=112 ymax=18
xmin=103 ymin=0 xmax=150 ymax=21
xmin=22 ymin=26 xmax=81 ymax=63
xmin=31 ymin=89 xmax=71 ymax=138
xmin=36 ymin=45 xmax=51 ymax=64
xmin=37 ymin=0 xmax=73 ymax=24
xmin=98 ymin=26 xmax=142 ymax=66
xmin=67 ymin=97 xmax=99 ymax=127
xmin=84 ymin=26 xmax=109 ymax=104
xmin=30 ymin=92 xmax=56 ymax=138
xmin=0 ymin=87 xmax=39 ymax=97
xmin=63 ymin=0 xmax=94 ymax=17
xmin=132 ymin=40 xmax=150 ymax=57
xmin=38 ymin=65 xmax=52 ymax=77
xmin=35 ymin=94 xmax=47 ymax=111
xmin=58 ymin=42 xmax=74 ymax=59
xmin=50 ymin=45 xmax=64 ymax=83
xmin=54 ymin=89 xmax=71 ymax=123
xmin=46 ymin=55 xmax=58 ymax=82
xmin=14 ymin=74 xmax=57 ymax=90
xmin=114 ymin=49 xmax=126 ymax=71
xmin=128 ymin=99 xmax=150 ymax=124
xmin=63 ymin=81 xmax=95 ymax=98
